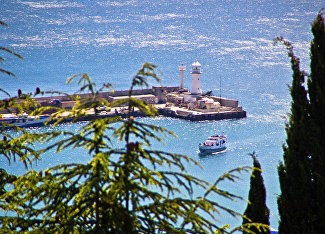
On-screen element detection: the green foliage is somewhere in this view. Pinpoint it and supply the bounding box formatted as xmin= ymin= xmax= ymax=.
xmin=275 ymin=12 xmax=325 ymax=233
xmin=0 ymin=168 xmax=16 ymax=197
xmin=274 ymin=37 xmax=313 ymax=234
xmin=0 ymin=63 xmax=250 ymax=233
xmin=307 ymin=12 xmax=325 ymax=233
xmin=0 ymin=20 xmax=44 ymax=172
xmin=0 ymin=20 xmax=25 ymax=108
xmin=242 ymin=152 xmax=270 ymax=234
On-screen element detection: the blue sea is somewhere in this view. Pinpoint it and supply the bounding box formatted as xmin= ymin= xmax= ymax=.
xmin=1 ymin=0 xmax=324 ymax=230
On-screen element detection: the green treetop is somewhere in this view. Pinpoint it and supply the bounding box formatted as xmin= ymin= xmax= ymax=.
xmin=242 ymin=153 xmax=270 ymax=234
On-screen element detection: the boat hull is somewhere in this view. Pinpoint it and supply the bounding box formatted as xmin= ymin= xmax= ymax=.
xmin=199 ymin=145 xmax=226 ymax=154
xmin=1 ymin=116 xmax=50 ymax=129
xmin=13 ymin=117 xmax=49 ymax=128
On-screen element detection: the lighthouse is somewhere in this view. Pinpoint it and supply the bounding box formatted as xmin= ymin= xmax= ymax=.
xmin=190 ymin=59 xmax=202 ymax=95
xmin=178 ymin=64 xmax=186 ymax=89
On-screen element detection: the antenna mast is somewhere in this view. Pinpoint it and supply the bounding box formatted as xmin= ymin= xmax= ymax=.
xmin=219 ymin=75 xmax=222 ymax=101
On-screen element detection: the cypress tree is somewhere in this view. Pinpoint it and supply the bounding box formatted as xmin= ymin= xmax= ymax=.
xmin=275 ymin=38 xmax=312 ymax=233
xmin=242 ymin=153 xmax=270 ymax=234
xmin=307 ymin=12 xmax=325 ymax=232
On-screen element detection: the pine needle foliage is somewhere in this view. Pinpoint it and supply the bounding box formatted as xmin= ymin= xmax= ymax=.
xmin=0 ymin=20 xmax=42 ymax=170
xmin=0 ymin=63 xmax=250 ymax=233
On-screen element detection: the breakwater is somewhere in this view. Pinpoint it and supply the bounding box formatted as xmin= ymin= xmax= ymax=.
xmin=157 ymin=108 xmax=246 ymax=121
xmin=3 ymin=86 xmax=246 ymax=122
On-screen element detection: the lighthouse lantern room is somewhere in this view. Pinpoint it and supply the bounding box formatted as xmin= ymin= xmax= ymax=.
xmin=190 ymin=59 xmax=202 ymax=95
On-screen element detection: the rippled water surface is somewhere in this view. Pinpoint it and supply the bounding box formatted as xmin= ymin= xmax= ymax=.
xmin=1 ymin=0 xmax=324 ymax=229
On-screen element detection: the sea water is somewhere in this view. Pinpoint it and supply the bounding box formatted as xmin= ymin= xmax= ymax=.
xmin=1 ymin=0 xmax=324 ymax=229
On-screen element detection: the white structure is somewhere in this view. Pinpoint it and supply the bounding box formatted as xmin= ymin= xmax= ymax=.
xmin=190 ymin=59 xmax=202 ymax=94
xmin=178 ymin=64 xmax=186 ymax=89
xmin=199 ymin=133 xmax=227 ymax=154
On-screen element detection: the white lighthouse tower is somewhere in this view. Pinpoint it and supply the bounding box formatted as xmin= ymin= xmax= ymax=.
xmin=178 ymin=64 xmax=186 ymax=89
xmin=190 ymin=59 xmax=202 ymax=94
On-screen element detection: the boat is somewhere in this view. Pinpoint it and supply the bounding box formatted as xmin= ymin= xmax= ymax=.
xmin=0 ymin=113 xmax=50 ymax=129
xmin=199 ymin=133 xmax=227 ymax=154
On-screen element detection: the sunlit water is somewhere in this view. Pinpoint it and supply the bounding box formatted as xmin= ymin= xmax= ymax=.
xmin=1 ymin=0 xmax=324 ymax=229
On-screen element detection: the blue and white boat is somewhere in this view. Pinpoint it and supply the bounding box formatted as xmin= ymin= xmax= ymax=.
xmin=0 ymin=114 xmax=50 ymax=129
xmin=199 ymin=133 xmax=227 ymax=154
